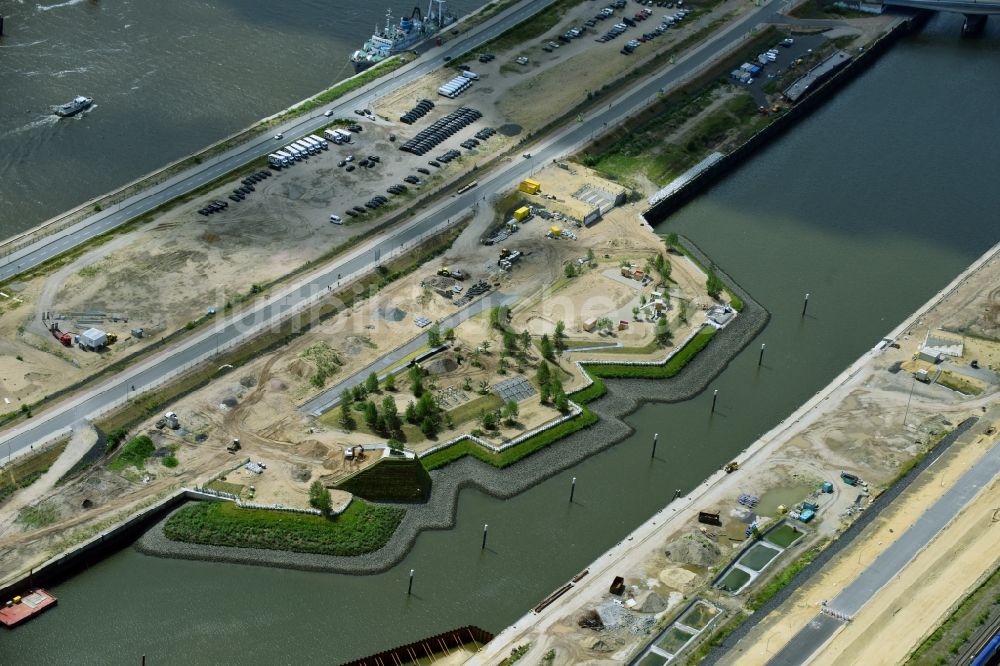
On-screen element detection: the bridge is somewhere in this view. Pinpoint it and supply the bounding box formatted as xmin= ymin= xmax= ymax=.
xmin=881 ymin=0 xmax=1000 ymax=34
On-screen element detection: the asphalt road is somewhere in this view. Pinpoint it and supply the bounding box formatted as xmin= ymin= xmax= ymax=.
xmin=767 ymin=428 xmax=1000 ymax=666
xmin=0 ymin=0 xmax=785 ymax=461
xmin=0 ymin=0 xmax=558 ymax=281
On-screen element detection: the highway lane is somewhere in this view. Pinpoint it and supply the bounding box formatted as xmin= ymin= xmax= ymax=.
xmin=0 ymin=0 xmax=557 ymax=281
xmin=0 ymin=0 xmax=784 ymax=460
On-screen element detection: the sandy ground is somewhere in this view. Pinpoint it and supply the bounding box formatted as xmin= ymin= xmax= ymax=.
xmin=726 ymin=410 xmax=1000 ymax=665
xmin=0 ymin=162 xmax=703 ymax=584
xmin=469 ymin=244 xmax=1000 ymax=665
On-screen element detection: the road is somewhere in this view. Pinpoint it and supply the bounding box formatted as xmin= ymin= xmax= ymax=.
xmin=767 ymin=421 xmax=1000 ymax=666
xmin=300 ymin=291 xmax=520 ymax=416
xmin=0 ymin=0 xmax=786 ymax=462
xmin=0 ymin=0 xmax=559 ymax=281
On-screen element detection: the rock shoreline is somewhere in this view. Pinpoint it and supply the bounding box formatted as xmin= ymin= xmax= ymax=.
xmin=136 ymin=238 xmax=770 ymax=574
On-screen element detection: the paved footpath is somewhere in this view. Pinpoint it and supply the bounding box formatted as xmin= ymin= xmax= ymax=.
xmin=767 ymin=427 xmax=1000 ymax=666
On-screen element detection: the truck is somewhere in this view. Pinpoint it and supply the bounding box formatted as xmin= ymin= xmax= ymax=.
xmin=267 ymin=153 xmax=287 ymax=168
xmin=460 ymin=70 xmax=479 ymax=80
xmin=293 ymin=140 xmax=315 ymax=155
xmin=308 ymin=134 xmax=328 ymax=149
xmin=275 ymin=150 xmax=295 ymax=164
xmin=301 ymin=137 xmax=321 ymax=152
xmin=323 ymin=128 xmax=342 ymax=143
xmin=284 ymin=144 xmax=304 ymax=160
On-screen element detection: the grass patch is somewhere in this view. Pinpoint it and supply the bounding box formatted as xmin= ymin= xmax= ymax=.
xmin=205 ymin=480 xmax=245 ymax=497
xmin=335 ymin=457 xmax=432 ymax=503
xmin=684 ymin=611 xmax=747 ymax=663
xmin=582 ymin=326 xmax=716 ymax=379
xmin=936 ymin=371 xmax=983 ymax=396
xmin=447 ymin=393 xmax=504 ymax=426
xmin=747 ymin=539 xmax=828 ymax=610
xmin=765 ymin=522 xmax=805 ymax=548
xmin=908 ymin=560 xmax=1000 ymax=663
xmin=163 ymin=498 xmax=403 ymax=556
xmin=108 ymin=435 xmax=156 ymax=471
xmin=0 ymin=441 xmax=66 ymax=505
xmin=17 ymin=500 xmax=61 ymax=529
xmin=455 ymin=0 xmax=584 ymax=62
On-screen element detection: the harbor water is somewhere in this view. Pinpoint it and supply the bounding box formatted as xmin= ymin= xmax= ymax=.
xmin=0 ymin=0 xmax=484 ymax=240
xmin=3 ymin=10 xmax=1000 ymax=666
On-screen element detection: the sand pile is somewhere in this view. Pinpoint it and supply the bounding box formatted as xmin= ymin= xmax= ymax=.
xmin=295 ymin=439 xmax=329 ymax=458
xmin=664 ymin=532 xmax=722 ymax=567
xmin=657 ymin=566 xmax=700 ymax=592
xmin=637 ymin=592 xmax=666 ymax=614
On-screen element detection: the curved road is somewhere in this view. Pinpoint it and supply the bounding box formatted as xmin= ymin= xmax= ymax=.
xmin=0 ymin=0 xmax=784 ymax=461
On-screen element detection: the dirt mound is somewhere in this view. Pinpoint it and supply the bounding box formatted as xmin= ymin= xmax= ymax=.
xmin=637 ymin=592 xmax=667 ymax=614
xmin=295 ymin=439 xmax=329 ymax=458
xmin=290 ymin=465 xmax=311 ymax=482
xmin=423 ymin=356 xmax=458 ymax=375
xmin=664 ymin=532 xmax=722 ymax=567
xmin=287 ymin=358 xmax=313 ymax=379
xmin=658 ymin=566 xmax=699 ymax=591
xmin=587 ymin=638 xmax=614 ymax=653
xmin=578 ymin=610 xmax=603 ymax=629
xmin=377 ymin=306 xmax=407 ymax=322
xmin=267 ymin=378 xmax=287 ymax=391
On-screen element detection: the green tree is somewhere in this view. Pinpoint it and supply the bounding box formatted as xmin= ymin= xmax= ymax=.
xmin=503 ymin=400 xmax=519 ymax=425
xmin=554 ymin=320 xmax=567 ymax=352
xmin=444 ymin=327 xmax=456 ymax=341
xmin=338 ymin=402 xmax=356 ymax=431
xmin=539 ymin=382 xmax=551 ymax=404
xmin=363 ymin=400 xmax=378 ymax=429
xmin=520 ymin=330 xmax=532 ymax=350
xmin=666 ymin=232 xmax=679 ymax=248
xmin=420 ymin=415 xmax=438 ymax=438
xmin=339 ymin=388 xmax=353 ymax=406
xmin=540 ymin=334 xmax=555 ymax=361
xmin=427 ymin=323 xmax=442 ymax=347
xmin=706 ymin=270 xmax=724 ymax=299
xmin=536 ymin=360 xmax=551 ymax=386
xmin=381 ymin=396 xmax=400 ymax=433
xmin=488 ymin=306 xmax=505 ymax=330
xmin=387 ymin=438 xmax=403 ymax=454
xmin=365 ymin=372 xmax=379 ymax=393
xmin=408 ymin=365 xmax=424 ymax=397
xmin=481 ymin=409 xmax=498 ymax=430
xmin=554 ymin=389 xmax=569 ymax=413
xmin=498 ymin=356 xmax=509 ymax=374
xmin=351 ymin=385 xmax=367 ymax=402
xmin=405 ymin=400 xmax=418 ymax=424
xmin=383 ymin=372 xmax=396 ymax=392
xmin=563 ymin=262 xmax=576 ymax=278
xmin=653 ymin=253 xmax=671 ymax=285
xmin=308 ymin=480 xmax=332 ymax=515
xmin=655 ymin=317 xmax=671 ymax=345
xmin=586 ymin=248 xmax=595 ymax=265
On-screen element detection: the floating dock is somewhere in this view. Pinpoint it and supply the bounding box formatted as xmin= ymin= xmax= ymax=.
xmin=1 ymin=589 xmax=57 ymax=628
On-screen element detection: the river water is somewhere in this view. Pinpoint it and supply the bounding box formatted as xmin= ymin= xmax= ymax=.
xmin=4 ymin=11 xmax=1000 ymax=666
xmin=0 ymin=0 xmax=484 ymax=240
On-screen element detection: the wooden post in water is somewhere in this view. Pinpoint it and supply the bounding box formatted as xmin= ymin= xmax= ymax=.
xmin=408 ymin=569 xmax=414 ymax=595
xmin=802 ymin=292 xmax=810 ymax=317
xmin=482 ymin=524 xmax=488 ymax=550
xmin=570 ymin=477 xmax=576 ymax=503
xmin=651 ymin=432 xmax=659 ymax=458
xmin=711 ymin=389 xmax=718 ymax=413
xmin=758 ymin=343 xmax=766 ymax=366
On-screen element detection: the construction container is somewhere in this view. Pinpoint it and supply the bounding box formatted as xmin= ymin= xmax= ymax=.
xmin=798 ymin=509 xmax=815 ymax=523
xmin=549 ymin=226 xmax=561 ymax=236
xmin=821 ymin=481 xmax=833 ymax=493
xmin=513 ymin=206 xmax=530 ymax=221
xmin=840 ymin=471 xmax=859 ymax=486
xmin=519 ymin=179 xmax=541 ymax=194
xmin=802 ymin=501 xmax=819 ymax=512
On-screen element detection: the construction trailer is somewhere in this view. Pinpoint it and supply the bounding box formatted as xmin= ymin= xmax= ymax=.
xmin=513 ymin=206 xmax=531 ymax=221
xmin=519 ymin=179 xmax=541 ymax=195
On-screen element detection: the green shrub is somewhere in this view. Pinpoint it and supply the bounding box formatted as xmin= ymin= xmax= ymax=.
xmin=164 ymin=499 xmax=403 ymax=556
xmin=109 ymin=435 xmax=156 ymax=470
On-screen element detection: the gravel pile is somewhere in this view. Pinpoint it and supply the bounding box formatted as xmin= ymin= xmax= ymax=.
xmin=137 ymin=237 xmax=769 ymax=574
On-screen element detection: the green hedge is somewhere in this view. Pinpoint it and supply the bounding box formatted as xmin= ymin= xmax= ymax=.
xmin=164 ymin=499 xmax=403 ymax=556
xmin=335 ymin=457 xmax=432 ymax=503
xmin=583 ymin=326 xmax=716 ymax=379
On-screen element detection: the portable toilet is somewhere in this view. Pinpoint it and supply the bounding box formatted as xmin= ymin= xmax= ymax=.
xmin=821 ymin=481 xmax=833 ymax=494
xmin=513 ymin=206 xmax=530 ymax=221
xmin=798 ymin=509 xmax=815 ymax=523
xmin=519 ymin=179 xmax=541 ymax=195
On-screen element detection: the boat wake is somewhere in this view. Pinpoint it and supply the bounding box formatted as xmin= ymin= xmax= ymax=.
xmin=37 ymin=0 xmax=86 ymax=12
xmin=5 ymin=114 xmax=60 ymax=138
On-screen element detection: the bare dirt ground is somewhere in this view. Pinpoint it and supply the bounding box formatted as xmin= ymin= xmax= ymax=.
xmin=726 ymin=408 xmax=1000 ymax=666
xmin=0 ymin=163 xmax=704 ymax=585
xmin=470 ymin=246 xmax=1000 ymax=665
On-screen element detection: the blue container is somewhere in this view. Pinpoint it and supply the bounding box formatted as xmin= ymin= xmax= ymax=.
xmin=799 ymin=509 xmax=815 ymax=523
xmin=822 ymin=481 xmax=834 ymax=493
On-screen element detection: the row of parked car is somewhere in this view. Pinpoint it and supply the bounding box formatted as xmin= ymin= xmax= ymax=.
xmin=198 ymin=200 xmax=228 ymax=216
xmin=399 ymin=98 xmax=435 ymax=125
xmin=210 ymin=170 xmax=271 ymax=209
xmin=398 ymin=107 xmax=483 ymax=156
xmin=476 ymin=52 xmax=496 ymax=64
